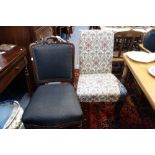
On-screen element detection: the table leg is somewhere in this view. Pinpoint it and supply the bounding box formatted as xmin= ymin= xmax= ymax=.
xmin=24 ymin=57 xmax=32 ymax=96
xmin=121 ymin=63 xmax=129 ymax=84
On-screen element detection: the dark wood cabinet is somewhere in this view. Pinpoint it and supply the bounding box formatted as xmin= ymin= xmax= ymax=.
xmin=0 ymin=26 xmax=36 ymax=91
xmin=0 ymin=46 xmax=31 ymax=94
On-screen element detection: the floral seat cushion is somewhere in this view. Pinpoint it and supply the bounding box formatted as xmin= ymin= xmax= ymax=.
xmin=77 ymin=73 xmax=127 ymax=102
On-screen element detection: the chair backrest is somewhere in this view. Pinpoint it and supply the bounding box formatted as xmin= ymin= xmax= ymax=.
xmin=124 ymin=30 xmax=144 ymax=51
xmin=144 ymin=29 xmax=155 ymax=52
xmin=79 ymin=30 xmax=114 ymax=74
xmin=30 ymin=36 xmax=74 ymax=84
xmin=114 ymin=30 xmax=144 ymax=57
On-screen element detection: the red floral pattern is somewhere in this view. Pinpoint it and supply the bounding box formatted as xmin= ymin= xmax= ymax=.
xmin=77 ymin=73 xmax=121 ymax=102
xmin=79 ymin=30 xmax=114 ymax=74
xmin=77 ymin=30 xmax=125 ymax=102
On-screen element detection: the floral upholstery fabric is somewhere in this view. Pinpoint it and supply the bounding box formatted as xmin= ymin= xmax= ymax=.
xmin=77 ymin=30 xmax=127 ymax=103
xmin=77 ymin=73 xmax=126 ymax=102
xmin=79 ymin=30 xmax=114 ymax=74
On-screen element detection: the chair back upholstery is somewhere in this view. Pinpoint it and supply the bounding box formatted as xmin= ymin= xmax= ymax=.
xmin=144 ymin=29 xmax=155 ymax=52
xmin=30 ymin=36 xmax=74 ymax=84
xmin=79 ymin=30 xmax=114 ymax=74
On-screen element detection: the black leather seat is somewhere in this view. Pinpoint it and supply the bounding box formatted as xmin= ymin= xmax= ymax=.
xmin=22 ymin=84 xmax=82 ymax=128
xmin=22 ymin=36 xmax=83 ymax=128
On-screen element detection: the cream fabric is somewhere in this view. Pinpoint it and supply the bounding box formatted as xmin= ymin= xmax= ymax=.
xmin=77 ymin=73 xmax=121 ymax=102
xmin=77 ymin=30 xmax=125 ymax=102
xmin=79 ymin=30 xmax=114 ymax=74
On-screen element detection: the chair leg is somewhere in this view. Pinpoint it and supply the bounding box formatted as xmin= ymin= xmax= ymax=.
xmin=82 ymin=103 xmax=95 ymax=129
xmin=115 ymin=101 xmax=124 ymax=118
xmin=89 ymin=103 xmax=99 ymax=129
xmin=89 ymin=103 xmax=93 ymax=128
xmin=115 ymin=99 xmax=125 ymax=128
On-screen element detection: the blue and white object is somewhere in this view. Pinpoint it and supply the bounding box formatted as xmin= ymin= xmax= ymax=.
xmin=0 ymin=100 xmax=23 ymax=129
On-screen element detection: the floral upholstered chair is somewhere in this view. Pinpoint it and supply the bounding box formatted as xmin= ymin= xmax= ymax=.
xmin=77 ymin=30 xmax=127 ymax=123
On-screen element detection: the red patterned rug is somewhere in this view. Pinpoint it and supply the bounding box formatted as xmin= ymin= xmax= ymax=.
xmin=74 ymin=70 xmax=155 ymax=129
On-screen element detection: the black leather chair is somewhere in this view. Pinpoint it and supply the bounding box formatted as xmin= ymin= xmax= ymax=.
xmin=22 ymin=36 xmax=83 ymax=128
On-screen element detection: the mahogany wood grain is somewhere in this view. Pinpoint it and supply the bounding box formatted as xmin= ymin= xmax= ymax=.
xmin=0 ymin=26 xmax=36 ymax=91
xmin=0 ymin=46 xmax=31 ymax=94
